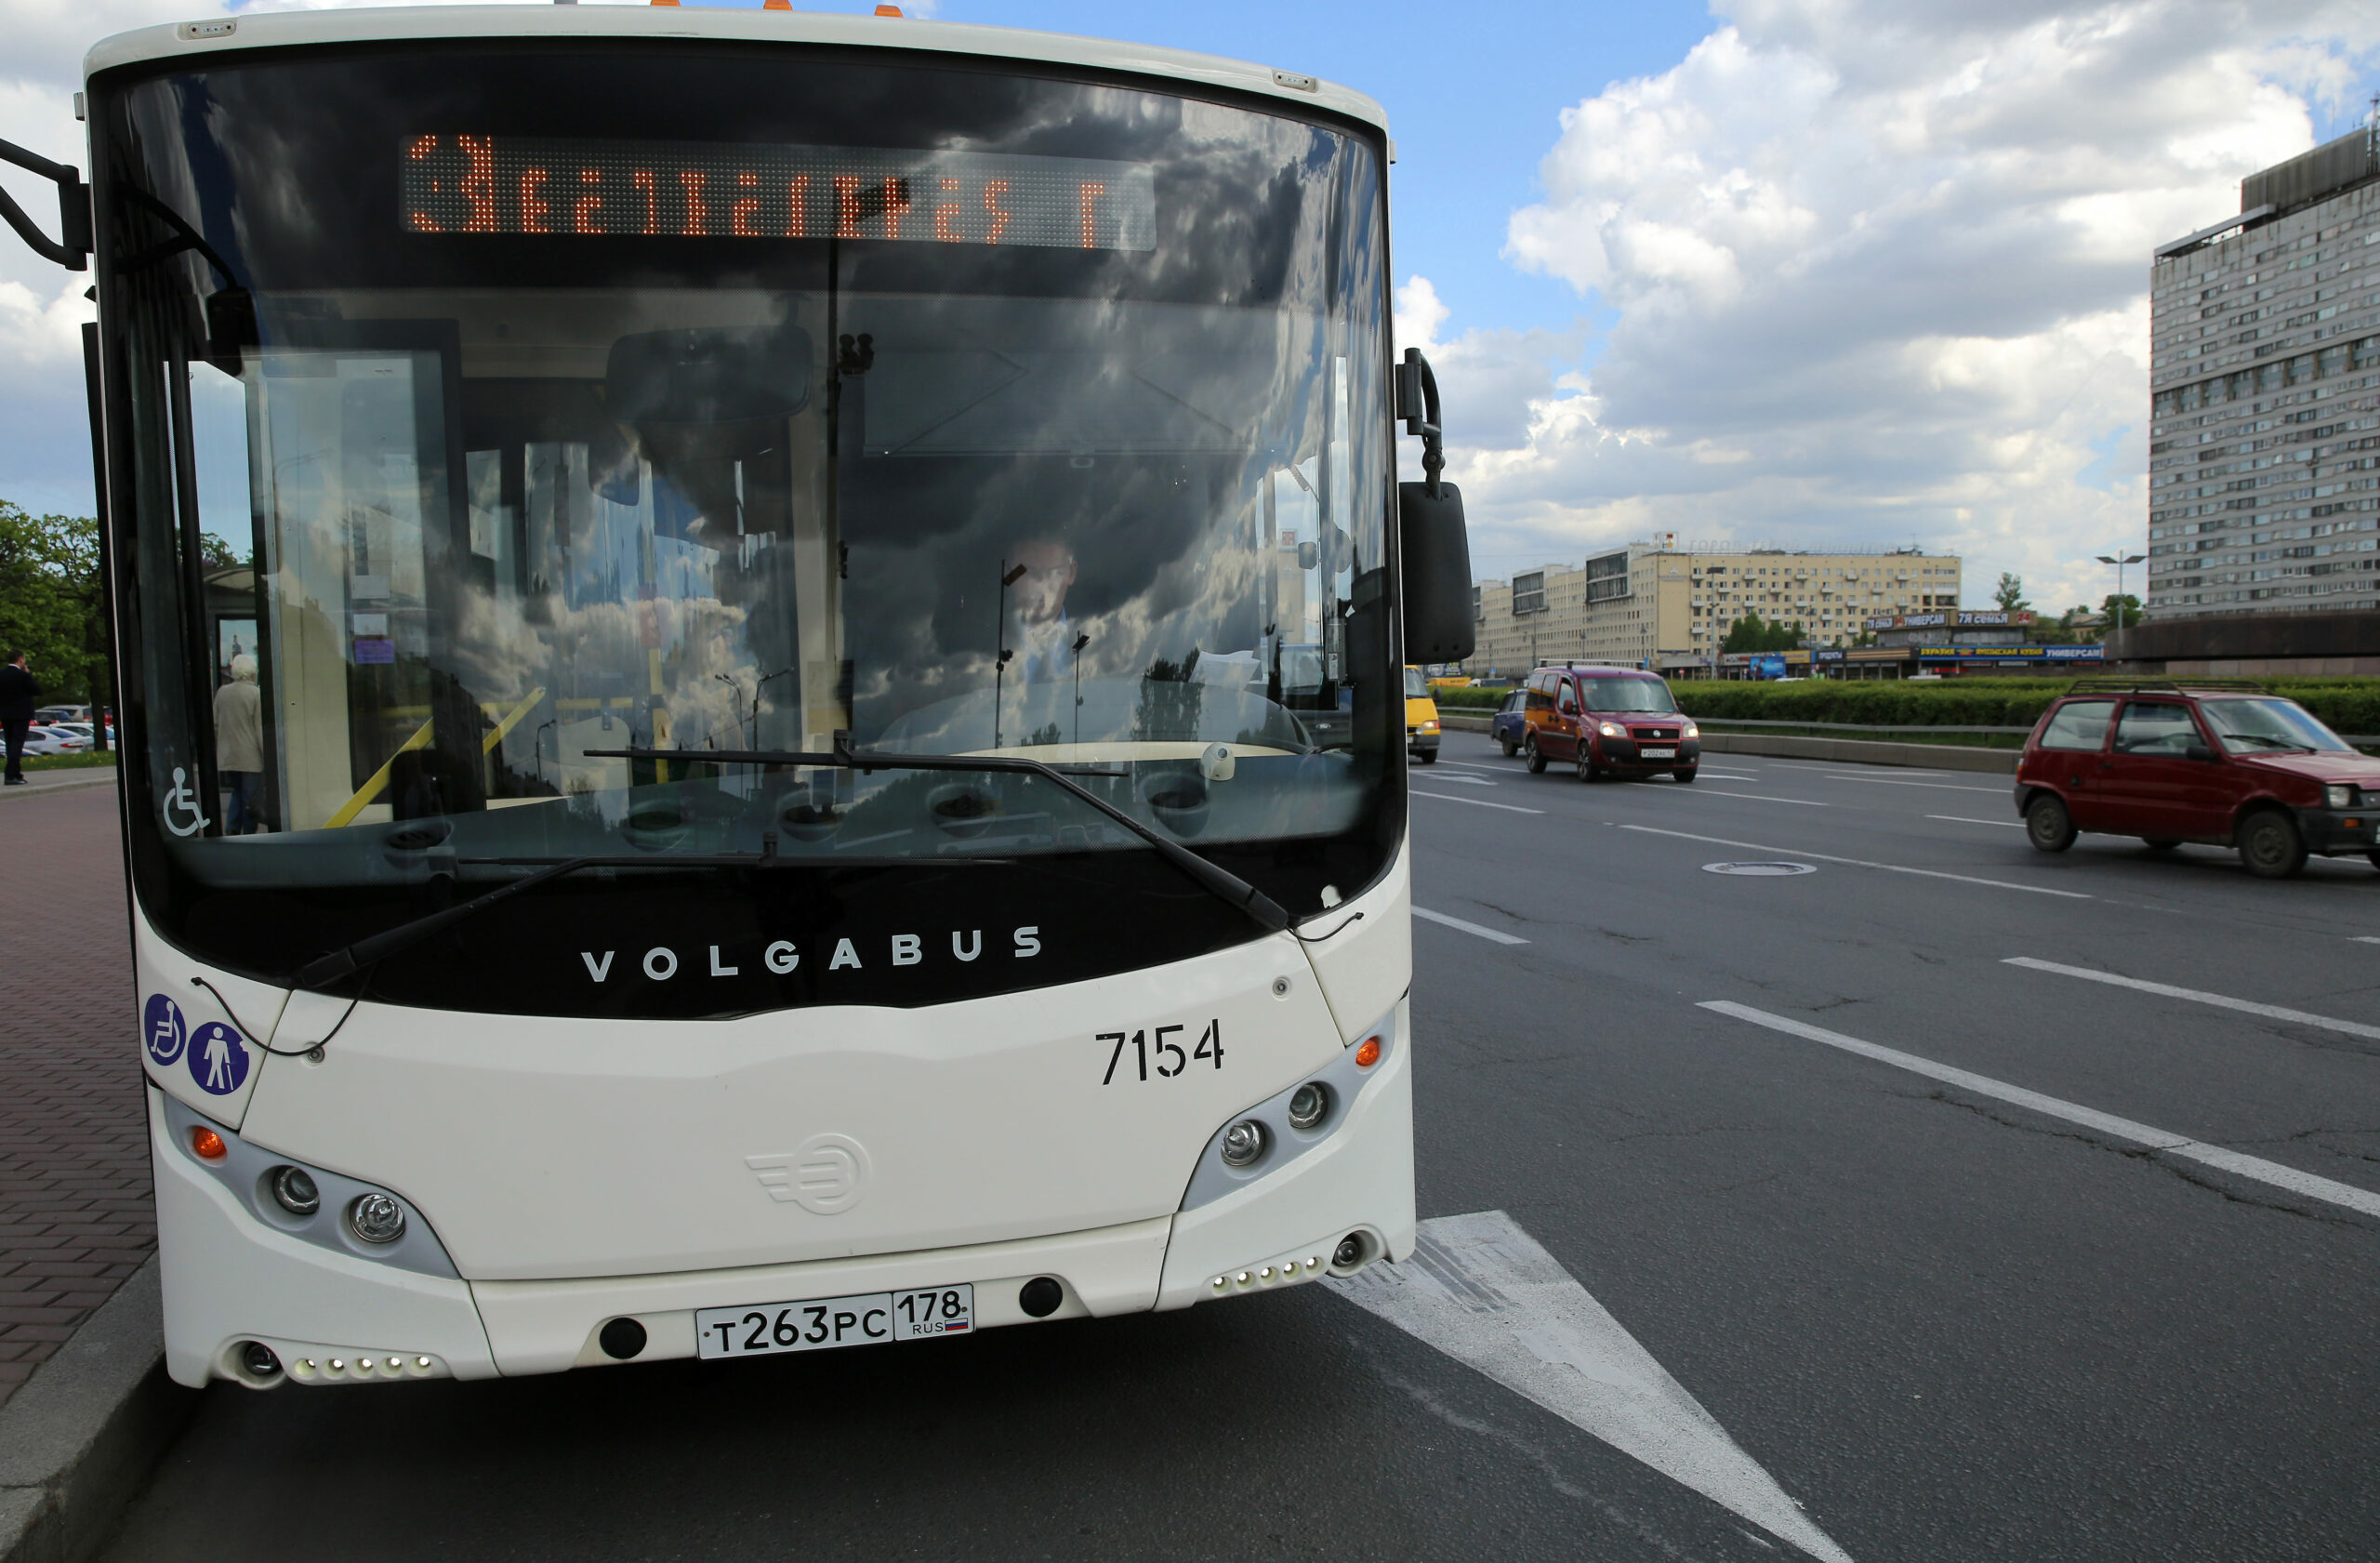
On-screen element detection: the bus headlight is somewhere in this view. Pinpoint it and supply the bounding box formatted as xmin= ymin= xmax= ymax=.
xmin=1220 ymin=1119 xmax=1267 ymax=1167
xmin=1287 ymin=1082 xmax=1330 ymax=1131
xmin=348 ymin=1193 xmax=407 ymax=1245
xmin=270 ymin=1166 xmax=321 ymax=1216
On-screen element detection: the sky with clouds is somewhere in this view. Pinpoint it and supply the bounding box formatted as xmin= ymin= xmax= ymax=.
xmin=0 ymin=0 xmax=2374 ymax=615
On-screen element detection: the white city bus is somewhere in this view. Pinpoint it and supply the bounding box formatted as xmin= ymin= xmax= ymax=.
xmin=33 ymin=3 xmax=1473 ymax=1388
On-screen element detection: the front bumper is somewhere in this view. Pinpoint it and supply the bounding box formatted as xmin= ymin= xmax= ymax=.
xmin=151 ymin=1023 xmax=1415 ymax=1386
xmin=1407 ymin=729 xmax=1440 ymax=755
xmin=1593 ymin=736 xmax=1701 ymax=770
xmin=2295 ymin=807 xmax=2380 ymax=857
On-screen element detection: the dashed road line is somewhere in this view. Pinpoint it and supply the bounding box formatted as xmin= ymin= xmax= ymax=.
xmin=1700 ymin=1000 xmax=2380 ymax=1221
xmin=2003 ymin=957 xmax=2380 ymax=1042
xmin=1817 ymin=775 xmax=2010 ymax=795
xmin=1927 ymin=815 xmax=2024 ymax=829
xmin=1413 ymin=907 xmax=1530 ymax=945
xmin=1688 ymin=791 xmax=1829 ymax=807
xmin=1618 ymin=824 xmax=2090 ymax=898
xmin=1412 ymin=790 xmax=1545 ymax=815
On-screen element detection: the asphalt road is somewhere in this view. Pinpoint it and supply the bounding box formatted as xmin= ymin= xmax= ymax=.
xmin=101 ymin=734 xmax=2380 ymax=1561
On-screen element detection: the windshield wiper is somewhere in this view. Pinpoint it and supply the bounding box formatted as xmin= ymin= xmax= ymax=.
xmin=584 ymin=734 xmax=1290 ymax=933
xmin=289 ymin=847 xmax=1014 ymax=990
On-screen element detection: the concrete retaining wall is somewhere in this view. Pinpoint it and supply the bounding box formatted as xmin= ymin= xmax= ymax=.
xmin=1437 ymin=711 xmax=2019 ymax=774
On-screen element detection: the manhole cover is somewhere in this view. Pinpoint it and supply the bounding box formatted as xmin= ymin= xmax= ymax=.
xmin=1701 ymin=861 xmax=1816 ymax=877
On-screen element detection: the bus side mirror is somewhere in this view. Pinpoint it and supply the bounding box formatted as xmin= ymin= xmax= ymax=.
xmin=1400 ymin=480 xmax=1474 ymax=663
xmin=1395 ymin=347 xmax=1474 ymax=663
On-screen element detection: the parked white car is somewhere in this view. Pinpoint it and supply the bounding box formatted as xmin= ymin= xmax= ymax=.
xmin=21 ymin=724 xmax=90 ymax=755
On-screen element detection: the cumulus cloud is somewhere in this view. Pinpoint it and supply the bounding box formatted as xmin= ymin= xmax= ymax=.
xmin=1438 ymin=0 xmax=2380 ymax=610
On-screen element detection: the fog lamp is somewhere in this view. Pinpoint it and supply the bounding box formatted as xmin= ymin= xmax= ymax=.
xmin=1287 ymin=1082 xmax=1329 ymax=1131
xmin=1220 ymin=1119 xmax=1267 ymax=1168
xmin=240 ymin=1341 xmax=281 ymax=1378
xmin=347 ymin=1193 xmax=406 ymax=1245
xmin=270 ymin=1166 xmax=320 ymax=1217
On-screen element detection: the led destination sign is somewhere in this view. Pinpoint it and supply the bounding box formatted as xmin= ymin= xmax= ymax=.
xmin=403 ymin=135 xmax=1158 ymax=251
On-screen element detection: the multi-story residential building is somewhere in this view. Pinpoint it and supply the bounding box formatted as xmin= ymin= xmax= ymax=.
xmin=1466 ymin=539 xmax=1961 ymax=679
xmin=2146 ymin=124 xmax=2380 ymax=621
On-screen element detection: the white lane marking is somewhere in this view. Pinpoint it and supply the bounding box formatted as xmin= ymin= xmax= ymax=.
xmin=1412 ymin=906 xmax=1530 ymax=945
xmin=2003 ymin=957 xmax=2380 ymax=1042
xmin=1435 ymin=760 xmax=1508 ymax=772
xmin=1927 ymin=815 xmax=2026 ymax=829
xmin=1620 ymin=825 xmax=2090 ymax=899
xmin=1818 ymin=776 xmax=2010 ymax=795
xmin=1412 ymin=789 xmax=1544 ymax=815
xmin=1329 ymin=1211 xmax=1854 ymax=1563
xmin=2353 ymin=936 xmax=2380 ymax=946
xmin=1692 ymin=791 xmax=1830 ymax=808
xmin=1423 ymin=773 xmax=1500 ymax=787
xmin=1771 ymin=762 xmax=1950 ymax=778
xmin=1698 ymin=770 xmax=1763 ymax=779
xmin=1700 ymin=1001 xmax=2380 ymax=1222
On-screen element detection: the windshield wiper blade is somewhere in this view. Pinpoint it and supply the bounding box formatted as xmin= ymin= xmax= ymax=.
xmin=291 ymin=854 xmax=601 ymax=990
xmin=289 ymin=847 xmax=1017 ymax=992
xmin=586 ymin=736 xmax=1289 ymax=933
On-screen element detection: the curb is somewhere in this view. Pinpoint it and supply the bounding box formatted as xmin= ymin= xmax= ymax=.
xmin=0 ymin=775 xmax=119 ymax=801
xmin=0 ymin=1260 xmax=195 ymax=1563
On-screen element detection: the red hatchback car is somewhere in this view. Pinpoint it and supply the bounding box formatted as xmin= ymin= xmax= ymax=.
xmin=2016 ymin=682 xmax=2380 ymax=879
xmin=1517 ymin=666 xmax=1701 ymax=783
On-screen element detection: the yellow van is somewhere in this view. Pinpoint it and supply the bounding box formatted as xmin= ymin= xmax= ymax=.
xmin=1404 ymin=666 xmax=1441 ymax=764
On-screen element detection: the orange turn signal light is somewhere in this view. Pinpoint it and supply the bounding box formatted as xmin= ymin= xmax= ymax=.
xmin=876 ymin=4 xmax=905 ymax=13
xmin=189 ymin=1126 xmax=227 ymax=1161
xmin=1354 ymin=1036 xmax=1381 ymax=1068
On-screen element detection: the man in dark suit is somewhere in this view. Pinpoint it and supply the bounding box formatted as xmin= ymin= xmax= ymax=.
xmin=0 ymin=652 xmax=36 ymax=787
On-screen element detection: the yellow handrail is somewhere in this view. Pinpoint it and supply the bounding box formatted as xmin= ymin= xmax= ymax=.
xmin=324 ymin=720 xmax=433 ymax=828
xmin=324 ymin=685 xmax=548 ymax=828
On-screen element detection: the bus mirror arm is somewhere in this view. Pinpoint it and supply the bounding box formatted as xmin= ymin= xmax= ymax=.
xmin=0 ymin=137 xmax=89 ymax=271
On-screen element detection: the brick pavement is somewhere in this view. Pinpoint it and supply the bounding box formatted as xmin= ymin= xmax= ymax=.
xmin=0 ymin=781 xmax=149 ymax=1410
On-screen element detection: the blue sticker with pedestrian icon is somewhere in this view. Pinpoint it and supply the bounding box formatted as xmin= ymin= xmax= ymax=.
xmin=187 ymin=1020 xmax=250 ymax=1096
xmin=142 ymin=994 xmax=186 ymax=1068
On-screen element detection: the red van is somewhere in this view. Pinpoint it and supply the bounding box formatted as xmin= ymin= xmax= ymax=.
xmin=2015 ymin=682 xmax=2380 ymax=879
xmin=1517 ymin=666 xmax=1700 ymax=783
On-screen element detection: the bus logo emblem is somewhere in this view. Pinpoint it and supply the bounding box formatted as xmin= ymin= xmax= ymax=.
xmin=747 ymin=1133 xmax=870 ymax=1215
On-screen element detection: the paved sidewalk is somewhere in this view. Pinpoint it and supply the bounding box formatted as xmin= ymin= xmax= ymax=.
xmin=0 ymin=782 xmax=149 ymax=1411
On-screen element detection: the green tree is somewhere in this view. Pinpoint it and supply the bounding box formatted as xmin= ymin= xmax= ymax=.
xmin=1721 ymin=610 xmax=1803 ymax=654
xmin=1992 ymin=572 xmax=2030 ymax=612
xmin=2100 ymin=592 xmax=2141 ymax=632
xmin=0 ymin=503 xmax=109 ymax=719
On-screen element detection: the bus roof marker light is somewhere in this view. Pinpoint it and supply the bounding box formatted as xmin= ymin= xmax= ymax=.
xmin=876 ymin=4 xmax=905 ymax=14
xmin=189 ymin=1126 xmax=227 ymax=1161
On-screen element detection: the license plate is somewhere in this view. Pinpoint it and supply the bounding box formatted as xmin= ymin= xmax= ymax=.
xmin=695 ymin=1283 xmax=975 ymax=1359
xmin=1640 ymin=747 xmax=1676 ymax=760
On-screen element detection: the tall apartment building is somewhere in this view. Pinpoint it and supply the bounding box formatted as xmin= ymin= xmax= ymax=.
xmin=1467 ymin=539 xmax=1962 ymax=678
xmin=2146 ymin=124 xmax=2380 ymax=620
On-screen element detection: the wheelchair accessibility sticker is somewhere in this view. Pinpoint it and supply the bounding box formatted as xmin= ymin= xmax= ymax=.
xmin=188 ymin=1021 xmax=250 ymax=1095
xmin=142 ymin=994 xmax=186 ymax=1067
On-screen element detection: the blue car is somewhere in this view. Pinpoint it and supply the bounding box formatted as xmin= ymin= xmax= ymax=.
xmin=1489 ymin=689 xmax=1529 ymax=757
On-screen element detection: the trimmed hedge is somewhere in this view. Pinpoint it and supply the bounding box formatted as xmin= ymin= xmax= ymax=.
xmin=1426 ymin=677 xmax=2380 ymax=734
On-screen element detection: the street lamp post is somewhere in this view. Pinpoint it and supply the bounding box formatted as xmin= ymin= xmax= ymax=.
xmin=994 ymin=560 xmax=1027 ymax=749
xmin=1071 ymin=631 xmax=1091 ymax=748
xmin=2094 ymin=552 xmax=2146 ymax=642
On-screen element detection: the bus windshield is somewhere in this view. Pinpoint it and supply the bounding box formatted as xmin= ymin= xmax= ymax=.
xmin=99 ymin=46 xmax=1393 ymax=1015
